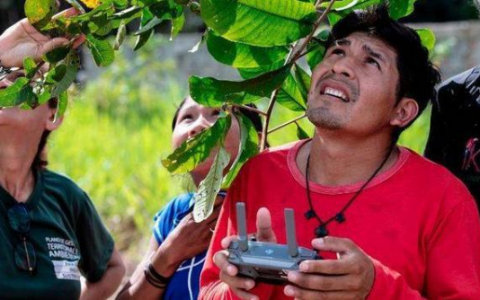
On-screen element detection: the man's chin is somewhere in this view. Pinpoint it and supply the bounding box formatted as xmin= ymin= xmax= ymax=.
xmin=306 ymin=107 xmax=344 ymax=130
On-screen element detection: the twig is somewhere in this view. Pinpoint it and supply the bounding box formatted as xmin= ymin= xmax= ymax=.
xmin=231 ymin=104 xmax=268 ymax=116
xmin=268 ymin=114 xmax=307 ymax=134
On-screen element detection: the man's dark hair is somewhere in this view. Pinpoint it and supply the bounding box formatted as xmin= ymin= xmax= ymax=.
xmin=172 ymin=98 xmax=263 ymax=133
xmin=327 ymin=5 xmax=441 ymax=137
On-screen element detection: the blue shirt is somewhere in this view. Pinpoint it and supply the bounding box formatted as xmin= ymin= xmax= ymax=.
xmin=153 ymin=193 xmax=204 ymax=300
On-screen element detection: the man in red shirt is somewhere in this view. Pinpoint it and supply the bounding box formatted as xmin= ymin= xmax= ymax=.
xmin=200 ymin=5 xmax=480 ymax=300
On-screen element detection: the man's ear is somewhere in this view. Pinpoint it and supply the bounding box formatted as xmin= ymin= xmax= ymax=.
xmin=45 ymin=108 xmax=64 ymax=131
xmin=390 ymin=97 xmax=419 ymax=129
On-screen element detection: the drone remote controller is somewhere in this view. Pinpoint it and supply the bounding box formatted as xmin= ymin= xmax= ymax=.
xmin=227 ymin=203 xmax=321 ymax=285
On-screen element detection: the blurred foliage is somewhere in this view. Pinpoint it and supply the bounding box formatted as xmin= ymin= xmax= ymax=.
xmin=47 ymin=36 xmax=431 ymax=262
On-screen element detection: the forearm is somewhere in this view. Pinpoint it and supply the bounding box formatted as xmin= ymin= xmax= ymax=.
xmin=80 ymin=264 xmax=126 ymax=300
xmin=116 ymin=244 xmax=180 ymax=300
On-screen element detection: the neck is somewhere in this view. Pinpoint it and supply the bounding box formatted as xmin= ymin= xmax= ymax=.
xmin=298 ymin=131 xmax=398 ymax=186
xmin=0 ymin=138 xmax=38 ymax=203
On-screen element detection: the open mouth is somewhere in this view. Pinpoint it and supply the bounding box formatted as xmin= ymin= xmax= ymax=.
xmin=321 ymin=86 xmax=349 ymax=102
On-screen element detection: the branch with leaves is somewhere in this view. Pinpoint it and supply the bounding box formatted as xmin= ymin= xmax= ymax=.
xmin=0 ymin=0 xmax=437 ymax=221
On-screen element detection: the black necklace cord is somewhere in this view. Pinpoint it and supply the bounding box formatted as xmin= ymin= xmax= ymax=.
xmin=305 ymin=143 xmax=396 ymax=233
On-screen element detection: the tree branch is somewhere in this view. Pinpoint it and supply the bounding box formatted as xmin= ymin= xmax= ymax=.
xmin=259 ymin=0 xmax=336 ymax=151
xmin=268 ymin=114 xmax=307 ymax=134
xmin=230 ymin=104 xmax=268 ymax=116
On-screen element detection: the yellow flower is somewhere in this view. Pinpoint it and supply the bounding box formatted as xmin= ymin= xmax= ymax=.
xmin=80 ymin=0 xmax=101 ymax=9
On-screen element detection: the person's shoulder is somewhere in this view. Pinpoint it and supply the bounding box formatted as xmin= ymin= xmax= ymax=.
xmin=403 ymin=148 xmax=472 ymax=201
xmin=244 ymin=139 xmax=305 ymax=167
xmin=41 ymin=169 xmax=86 ymax=197
xmin=154 ymin=193 xmax=194 ymax=220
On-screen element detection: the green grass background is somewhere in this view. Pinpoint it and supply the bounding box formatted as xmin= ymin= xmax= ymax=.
xmin=48 ymin=38 xmax=432 ymax=262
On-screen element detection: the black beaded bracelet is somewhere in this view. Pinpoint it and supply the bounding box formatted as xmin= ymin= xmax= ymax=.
xmin=147 ymin=263 xmax=172 ymax=285
xmin=144 ymin=268 xmax=166 ymax=289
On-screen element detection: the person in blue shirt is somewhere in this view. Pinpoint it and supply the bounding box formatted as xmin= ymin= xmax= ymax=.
xmin=117 ymin=96 xmax=263 ymax=300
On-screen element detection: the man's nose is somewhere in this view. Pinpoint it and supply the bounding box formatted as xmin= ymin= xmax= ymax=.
xmin=331 ymin=57 xmax=356 ymax=79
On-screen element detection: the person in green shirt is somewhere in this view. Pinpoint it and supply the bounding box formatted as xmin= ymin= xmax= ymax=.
xmin=0 ymin=9 xmax=125 ymax=300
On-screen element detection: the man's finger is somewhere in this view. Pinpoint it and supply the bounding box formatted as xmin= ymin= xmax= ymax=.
xmin=213 ymin=251 xmax=238 ymax=276
xmin=287 ymin=271 xmax=362 ymax=291
xmin=221 ymin=235 xmax=238 ymax=249
xmin=256 ymin=207 xmax=276 ymax=242
xmin=311 ymin=236 xmax=356 ymax=254
xmin=72 ymin=35 xmax=86 ymax=49
xmin=298 ymin=258 xmax=353 ymax=275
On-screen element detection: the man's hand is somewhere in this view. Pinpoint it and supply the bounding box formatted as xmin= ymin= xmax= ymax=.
xmin=0 ymin=8 xmax=85 ymax=68
xmin=213 ymin=207 xmax=277 ymax=300
xmin=284 ymin=237 xmax=375 ymax=300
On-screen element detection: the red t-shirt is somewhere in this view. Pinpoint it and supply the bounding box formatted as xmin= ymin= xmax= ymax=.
xmin=200 ymin=140 xmax=480 ymax=299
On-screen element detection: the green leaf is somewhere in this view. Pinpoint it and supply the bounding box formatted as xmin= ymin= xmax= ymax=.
xmin=162 ymin=115 xmax=232 ymax=174
xmin=134 ymin=8 xmax=154 ymax=51
xmin=222 ymin=112 xmax=259 ymax=188
xmin=46 ymin=65 xmax=67 ymax=83
xmin=190 ymin=64 xmax=292 ymax=107
xmin=326 ymin=0 xmax=384 ymax=26
xmin=110 ymin=6 xmax=143 ymax=19
xmin=389 ymin=0 xmax=417 ymax=20
xmin=237 ymin=60 xmax=285 ymax=79
xmin=43 ymin=46 xmax=71 ymax=64
xmin=193 ymin=146 xmax=230 ymax=222
xmin=25 ymin=0 xmax=57 ymax=29
xmin=114 ymin=22 xmax=127 ymax=50
xmin=51 ymin=51 xmax=79 ymax=98
xmin=170 ymin=13 xmax=186 ymax=40
xmin=200 ymin=0 xmax=316 ymax=47
xmin=306 ymin=43 xmax=326 ymax=71
xmin=0 ymin=78 xmax=36 ymax=107
xmin=57 ymin=91 xmax=68 ymax=117
xmin=277 ymin=74 xmax=307 ymax=112
xmin=135 ymin=17 xmax=164 ymax=35
xmin=149 ymin=0 xmax=183 ymax=19
xmin=296 ymin=122 xmax=310 ymax=140
xmin=86 ymin=35 xmax=115 ymax=67
xmin=416 ymin=28 xmax=436 ymax=53
xmin=276 ymin=64 xmax=311 ymax=112
xmin=206 ymin=30 xmax=289 ymax=69
xmin=23 ymin=57 xmax=38 ymax=79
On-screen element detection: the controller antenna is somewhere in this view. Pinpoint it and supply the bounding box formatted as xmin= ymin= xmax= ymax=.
xmin=236 ymin=202 xmax=249 ymax=252
xmin=285 ymin=209 xmax=299 ymax=257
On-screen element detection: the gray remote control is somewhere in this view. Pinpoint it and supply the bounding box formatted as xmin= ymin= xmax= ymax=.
xmin=227 ymin=203 xmax=321 ymax=285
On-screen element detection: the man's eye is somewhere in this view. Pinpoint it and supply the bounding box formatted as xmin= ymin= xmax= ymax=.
xmin=330 ymin=48 xmax=345 ymax=56
xmin=366 ymin=57 xmax=380 ymax=69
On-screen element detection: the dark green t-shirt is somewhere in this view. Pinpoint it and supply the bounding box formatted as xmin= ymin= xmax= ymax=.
xmin=0 ymin=170 xmax=114 ymax=300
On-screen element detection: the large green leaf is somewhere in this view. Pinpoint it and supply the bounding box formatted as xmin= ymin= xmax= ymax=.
xmin=389 ymin=0 xmax=417 ymax=20
xmin=326 ymin=0 xmax=384 ymax=25
xmin=190 ymin=64 xmax=292 ymax=107
xmin=0 ymin=78 xmax=36 ymax=107
xmin=149 ymin=0 xmax=183 ymax=19
xmin=193 ymin=146 xmax=230 ymax=222
xmin=200 ymin=0 xmax=316 ymax=47
xmin=25 ymin=0 xmax=57 ymax=29
xmin=416 ymin=28 xmax=436 ymax=53
xmin=86 ymin=35 xmax=115 ymax=67
xmin=222 ymin=112 xmax=259 ymax=188
xmin=170 ymin=13 xmax=185 ymax=40
xmin=296 ymin=122 xmax=310 ymax=140
xmin=162 ymin=115 xmax=232 ymax=174
xmin=206 ymin=30 xmax=289 ymax=69
xmin=51 ymin=51 xmax=79 ymax=98
xmin=134 ymin=8 xmax=154 ymax=51
xmin=43 ymin=46 xmax=71 ymax=64
xmin=23 ymin=57 xmax=38 ymax=79
xmin=277 ymin=64 xmax=311 ymax=112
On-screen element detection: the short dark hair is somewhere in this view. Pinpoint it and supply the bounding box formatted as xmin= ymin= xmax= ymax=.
xmin=327 ymin=5 xmax=441 ymax=136
xmin=172 ymin=98 xmax=263 ymax=133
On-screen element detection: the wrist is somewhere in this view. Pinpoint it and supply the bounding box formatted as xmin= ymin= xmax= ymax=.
xmin=151 ymin=243 xmax=182 ymax=277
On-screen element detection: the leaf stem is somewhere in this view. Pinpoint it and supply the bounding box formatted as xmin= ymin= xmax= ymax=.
xmin=230 ymin=104 xmax=268 ymax=116
xmin=267 ymin=114 xmax=307 ymax=134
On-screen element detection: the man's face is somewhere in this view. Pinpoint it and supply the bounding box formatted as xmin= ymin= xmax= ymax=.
xmin=307 ymin=32 xmax=401 ymax=136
